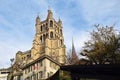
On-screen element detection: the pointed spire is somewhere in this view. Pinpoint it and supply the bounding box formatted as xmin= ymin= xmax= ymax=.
xmin=58 ymin=18 xmax=62 ymax=26
xmin=71 ymin=38 xmax=79 ymax=65
xmin=46 ymin=9 xmax=53 ymax=19
xmin=36 ymin=15 xmax=40 ymax=25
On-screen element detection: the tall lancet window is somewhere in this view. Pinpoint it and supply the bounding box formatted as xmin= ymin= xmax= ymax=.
xmin=43 ymin=34 xmax=46 ymax=41
xmin=41 ymin=26 xmax=43 ymax=32
xmin=60 ymin=29 xmax=62 ymax=34
xmin=50 ymin=32 xmax=53 ymax=38
xmin=46 ymin=23 xmax=48 ymax=31
xmin=60 ymin=40 xmax=63 ymax=46
xmin=43 ymin=25 xmax=45 ymax=31
xmin=40 ymin=36 xmax=42 ymax=43
xmin=50 ymin=20 xmax=53 ymax=27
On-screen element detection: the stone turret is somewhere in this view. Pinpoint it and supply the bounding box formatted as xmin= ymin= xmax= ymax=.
xmin=36 ymin=16 xmax=40 ymax=34
xmin=36 ymin=16 xmax=40 ymax=25
xmin=58 ymin=18 xmax=62 ymax=26
xmin=46 ymin=9 xmax=54 ymax=19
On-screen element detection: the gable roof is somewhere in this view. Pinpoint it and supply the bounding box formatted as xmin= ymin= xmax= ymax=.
xmin=22 ymin=54 xmax=61 ymax=69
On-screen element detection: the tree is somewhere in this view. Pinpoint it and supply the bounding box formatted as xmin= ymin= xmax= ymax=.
xmin=66 ymin=49 xmax=72 ymax=64
xmin=81 ymin=25 xmax=120 ymax=64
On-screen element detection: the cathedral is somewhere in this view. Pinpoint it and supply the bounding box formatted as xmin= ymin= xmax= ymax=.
xmin=8 ymin=9 xmax=66 ymax=80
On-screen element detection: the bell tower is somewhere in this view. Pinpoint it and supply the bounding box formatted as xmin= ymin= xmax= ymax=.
xmin=31 ymin=9 xmax=66 ymax=64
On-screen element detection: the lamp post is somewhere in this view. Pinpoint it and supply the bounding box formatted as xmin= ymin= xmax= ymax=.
xmin=10 ymin=58 xmax=14 ymax=80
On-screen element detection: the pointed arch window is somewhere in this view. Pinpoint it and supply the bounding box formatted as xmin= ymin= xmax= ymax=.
xmin=46 ymin=23 xmax=48 ymax=27
xmin=60 ymin=40 xmax=63 ymax=45
xmin=40 ymin=36 xmax=42 ymax=43
xmin=50 ymin=20 xmax=53 ymax=27
xmin=43 ymin=34 xmax=46 ymax=41
xmin=46 ymin=23 xmax=48 ymax=31
xmin=60 ymin=29 xmax=62 ymax=34
xmin=43 ymin=25 xmax=45 ymax=31
xmin=50 ymin=32 xmax=53 ymax=38
xmin=41 ymin=26 xmax=43 ymax=32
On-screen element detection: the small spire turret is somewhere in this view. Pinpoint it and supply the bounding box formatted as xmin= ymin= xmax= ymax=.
xmin=35 ymin=16 xmax=40 ymax=34
xmin=36 ymin=16 xmax=40 ymax=25
xmin=58 ymin=18 xmax=62 ymax=26
xmin=47 ymin=9 xmax=53 ymax=19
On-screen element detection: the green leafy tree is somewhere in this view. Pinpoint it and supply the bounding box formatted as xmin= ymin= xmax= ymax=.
xmin=81 ymin=25 xmax=120 ymax=64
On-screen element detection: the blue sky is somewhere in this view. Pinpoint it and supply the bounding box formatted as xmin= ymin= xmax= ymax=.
xmin=0 ymin=0 xmax=120 ymax=68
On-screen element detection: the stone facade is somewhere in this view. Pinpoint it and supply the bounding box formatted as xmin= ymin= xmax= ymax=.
xmin=8 ymin=9 xmax=66 ymax=80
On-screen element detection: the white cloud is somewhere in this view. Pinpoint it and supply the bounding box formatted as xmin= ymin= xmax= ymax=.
xmin=77 ymin=0 xmax=120 ymax=26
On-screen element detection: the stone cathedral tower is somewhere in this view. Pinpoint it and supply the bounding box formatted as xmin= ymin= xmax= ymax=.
xmin=31 ymin=9 xmax=66 ymax=64
xmin=8 ymin=9 xmax=66 ymax=80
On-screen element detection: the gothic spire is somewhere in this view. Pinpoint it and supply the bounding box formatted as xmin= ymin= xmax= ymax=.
xmin=71 ymin=39 xmax=79 ymax=64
